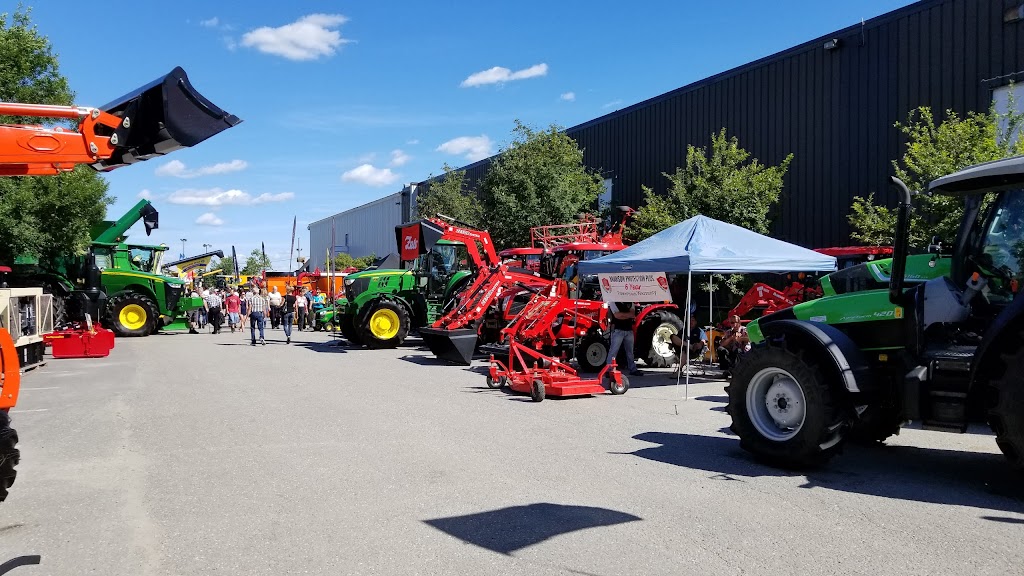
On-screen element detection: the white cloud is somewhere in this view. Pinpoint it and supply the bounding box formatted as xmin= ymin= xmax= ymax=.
xmin=168 ymin=188 xmax=295 ymax=206
xmin=406 ymin=139 xmax=419 ymax=145
xmin=390 ymin=149 xmax=411 ymax=167
xmin=460 ymin=63 xmax=548 ymax=87
xmin=560 ymin=91 xmax=576 ymax=102
xmin=200 ymin=17 xmax=219 ymax=28
xmin=196 ymin=212 xmax=225 ymax=226
xmin=602 ymin=99 xmax=623 ymax=109
xmin=241 ymin=14 xmax=351 ymax=61
xmin=341 ymin=164 xmax=400 ymax=187
xmin=155 ymin=159 xmax=248 ymax=178
xmin=436 ymin=135 xmax=494 ymax=161
xmin=137 ymin=189 xmax=153 ymax=200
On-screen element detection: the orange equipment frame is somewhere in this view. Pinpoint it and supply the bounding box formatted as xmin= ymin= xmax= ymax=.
xmin=0 ymin=103 xmax=125 ymax=176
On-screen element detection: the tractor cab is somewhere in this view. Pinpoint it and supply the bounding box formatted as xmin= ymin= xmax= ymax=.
xmin=412 ymin=240 xmax=472 ymax=300
xmin=498 ymin=247 xmax=543 ymax=272
xmin=124 ymin=244 xmax=168 ymax=274
xmin=547 ymin=241 xmax=627 ymax=300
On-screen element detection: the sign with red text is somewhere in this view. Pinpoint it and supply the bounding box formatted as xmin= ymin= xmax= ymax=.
xmin=597 ymin=272 xmax=671 ymax=302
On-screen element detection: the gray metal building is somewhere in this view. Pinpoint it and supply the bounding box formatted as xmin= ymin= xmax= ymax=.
xmin=441 ymin=0 xmax=1024 ymax=248
xmin=306 ymin=185 xmax=418 ymax=271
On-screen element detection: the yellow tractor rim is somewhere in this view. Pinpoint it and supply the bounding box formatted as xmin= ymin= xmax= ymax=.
xmin=369 ymin=309 xmax=400 ymax=340
xmin=119 ymin=303 xmax=148 ymax=330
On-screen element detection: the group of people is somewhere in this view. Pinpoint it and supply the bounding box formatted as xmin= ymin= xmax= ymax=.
xmin=188 ymin=284 xmax=332 ymax=346
xmin=605 ymin=302 xmax=751 ymax=377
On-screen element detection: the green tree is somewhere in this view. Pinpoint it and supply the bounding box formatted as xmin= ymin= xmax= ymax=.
xmin=628 ymin=128 xmax=793 ymax=242
xmin=217 ymin=255 xmax=237 ymax=279
xmin=479 ymin=120 xmax=605 ymax=248
xmin=0 ymin=6 xmax=113 ymax=265
xmin=848 ymin=100 xmax=1024 ymax=246
xmin=416 ymin=165 xmax=481 ymax=224
xmin=241 ymin=249 xmax=271 ymax=276
xmin=332 ymin=252 xmax=376 ymax=271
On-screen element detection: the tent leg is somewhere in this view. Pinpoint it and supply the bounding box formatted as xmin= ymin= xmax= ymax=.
xmin=680 ymin=270 xmax=692 ymax=400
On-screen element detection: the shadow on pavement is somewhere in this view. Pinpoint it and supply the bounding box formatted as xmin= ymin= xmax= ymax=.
xmin=424 ymin=503 xmax=641 ymax=555
xmin=0 ymin=556 xmax=41 ymax=575
xmin=626 ymin=432 xmax=1024 ymax=513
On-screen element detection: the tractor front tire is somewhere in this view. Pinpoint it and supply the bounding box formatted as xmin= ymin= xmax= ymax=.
xmin=637 ymin=310 xmax=684 ymax=368
xmin=986 ymin=343 xmax=1024 ymax=470
xmin=361 ymin=300 xmax=410 ymax=349
xmin=727 ymin=345 xmax=847 ymax=468
xmin=848 ymin=404 xmax=903 ymax=445
xmin=106 ymin=292 xmax=158 ymax=337
xmin=576 ymin=335 xmax=609 ymax=372
xmin=339 ymin=314 xmax=364 ymax=346
xmin=0 ymin=412 xmax=19 ymax=502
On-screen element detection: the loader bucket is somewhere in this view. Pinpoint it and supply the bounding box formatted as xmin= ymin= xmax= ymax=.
xmin=92 ymin=67 xmax=242 ymax=171
xmin=419 ymin=327 xmax=477 ymax=365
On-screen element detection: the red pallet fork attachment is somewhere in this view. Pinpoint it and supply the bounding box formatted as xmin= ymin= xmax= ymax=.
xmin=0 ymin=329 xmax=20 ymax=411
xmin=44 ymin=326 xmax=115 ymax=359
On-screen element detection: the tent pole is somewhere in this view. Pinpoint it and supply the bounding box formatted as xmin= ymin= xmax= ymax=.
xmin=681 ymin=270 xmax=692 ymax=400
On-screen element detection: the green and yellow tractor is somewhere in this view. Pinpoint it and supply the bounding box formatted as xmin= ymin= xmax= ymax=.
xmin=728 ymin=156 xmax=1024 ymax=470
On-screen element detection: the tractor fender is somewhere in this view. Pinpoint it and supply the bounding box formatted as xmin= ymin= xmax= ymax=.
xmin=633 ymin=303 xmax=679 ymax=332
xmin=758 ymin=319 xmax=873 ymax=394
xmin=111 ymin=284 xmax=159 ymax=302
xmin=971 ymin=294 xmax=1024 ymax=386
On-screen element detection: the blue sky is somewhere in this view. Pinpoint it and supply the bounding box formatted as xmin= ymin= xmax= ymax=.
xmin=24 ymin=0 xmax=914 ymax=269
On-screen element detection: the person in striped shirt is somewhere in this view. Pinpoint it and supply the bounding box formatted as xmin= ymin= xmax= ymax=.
xmin=247 ymin=288 xmax=270 ymax=346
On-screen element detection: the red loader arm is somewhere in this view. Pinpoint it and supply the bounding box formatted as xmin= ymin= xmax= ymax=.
xmin=432 ymin=265 xmax=551 ymax=330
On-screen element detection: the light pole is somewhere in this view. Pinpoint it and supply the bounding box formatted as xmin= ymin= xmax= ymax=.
xmin=203 ymin=243 xmax=212 ymax=253
xmin=180 ymin=238 xmax=187 ymax=259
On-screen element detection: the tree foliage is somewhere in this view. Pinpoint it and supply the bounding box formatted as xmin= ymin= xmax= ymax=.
xmin=628 ymin=129 xmax=793 ymax=243
xmin=848 ymin=100 xmax=1024 ymax=246
xmin=332 ymin=252 xmax=375 ymax=271
xmin=241 ymin=249 xmax=271 ymax=276
xmin=416 ymin=165 xmax=481 ymax=224
xmin=479 ymin=120 xmax=605 ymax=248
xmin=0 ymin=6 xmax=113 ymax=266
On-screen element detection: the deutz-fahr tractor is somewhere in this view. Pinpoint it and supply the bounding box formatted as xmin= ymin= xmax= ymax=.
xmin=337 ymin=220 xmax=479 ymax=348
xmin=727 ymin=156 xmax=1024 ymax=470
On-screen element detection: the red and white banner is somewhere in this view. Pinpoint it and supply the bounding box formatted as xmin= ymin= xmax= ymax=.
xmin=597 ymin=272 xmax=671 ymax=302
xmin=400 ymin=223 xmax=421 ymax=261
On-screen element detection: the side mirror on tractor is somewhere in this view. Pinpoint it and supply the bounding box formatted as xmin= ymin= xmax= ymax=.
xmin=91 ymin=66 xmax=242 ymax=172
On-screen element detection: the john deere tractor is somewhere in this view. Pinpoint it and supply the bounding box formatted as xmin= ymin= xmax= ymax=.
xmin=338 ymin=239 xmax=474 ymax=348
xmin=727 ymin=156 xmax=1024 ymax=470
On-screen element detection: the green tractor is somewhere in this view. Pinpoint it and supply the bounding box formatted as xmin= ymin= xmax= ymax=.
xmin=728 ymin=156 xmax=1024 ymax=470
xmin=14 ymin=200 xmax=201 ymax=337
xmin=337 ymin=239 xmax=474 ymax=348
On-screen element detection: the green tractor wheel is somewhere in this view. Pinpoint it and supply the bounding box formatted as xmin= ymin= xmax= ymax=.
xmin=106 ymin=292 xmax=158 ymax=337
xmin=360 ymin=300 xmax=410 ymax=349
xmin=339 ymin=314 xmax=364 ymax=345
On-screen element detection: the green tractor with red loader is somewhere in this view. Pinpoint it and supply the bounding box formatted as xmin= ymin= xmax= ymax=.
xmin=727 ymin=156 xmax=1024 ymax=470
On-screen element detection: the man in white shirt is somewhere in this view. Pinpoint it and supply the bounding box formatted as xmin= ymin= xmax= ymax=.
xmin=268 ymin=286 xmax=284 ymax=329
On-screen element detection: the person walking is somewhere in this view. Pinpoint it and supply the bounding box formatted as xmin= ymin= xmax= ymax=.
xmin=204 ymin=289 xmax=224 ymax=334
xmin=248 ymin=288 xmax=269 ymax=346
xmin=303 ymin=288 xmax=314 ymax=329
xmin=238 ymin=288 xmax=248 ymax=333
xmin=268 ymin=286 xmax=283 ymax=329
xmin=283 ymin=288 xmax=297 ymax=344
xmin=295 ymin=287 xmax=308 ymax=331
xmin=224 ymin=289 xmax=241 ymax=333
xmin=605 ymin=302 xmax=643 ymax=377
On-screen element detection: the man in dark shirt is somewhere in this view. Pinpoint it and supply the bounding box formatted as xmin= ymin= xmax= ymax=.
xmin=283 ymin=288 xmax=297 ymax=344
xmin=605 ymin=302 xmax=642 ymax=376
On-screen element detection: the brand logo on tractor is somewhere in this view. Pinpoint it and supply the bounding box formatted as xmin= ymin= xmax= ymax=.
xmin=404 ymin=235 xmax=418 ymax=251
xmin=601 ymin=277 xmax=611 ymax=291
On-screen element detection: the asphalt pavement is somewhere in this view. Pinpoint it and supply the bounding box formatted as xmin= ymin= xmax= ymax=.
xmin=0 ymin=327 xmax=1021 ymax=575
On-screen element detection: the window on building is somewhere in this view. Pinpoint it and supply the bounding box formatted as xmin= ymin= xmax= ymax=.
xmin=345 ymin=233 xmax=349 ymax=246
xmin=994 ymin=83 xmax=1024 ymax=145
xmin=599 ymin=178 xmax=613 ymax=208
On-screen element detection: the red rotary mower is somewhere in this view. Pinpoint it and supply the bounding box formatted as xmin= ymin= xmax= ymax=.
xmin=486 ymin=280 xmax=628 ymax=401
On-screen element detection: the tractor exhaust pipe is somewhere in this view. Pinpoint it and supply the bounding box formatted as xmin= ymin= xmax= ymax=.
xmin=419 ymin=326 xmax=478 ymax=365
xmin=889 ymin=177 xmax=913 ymax=305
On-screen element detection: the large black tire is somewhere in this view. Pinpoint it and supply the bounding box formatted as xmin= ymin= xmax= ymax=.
xmin=636 ymin=310 xmax=684 ymax=368
xmin=986 ymin=344 xmax=1024 ymax=469
xmin=848 ymin=404 xmax=903 ymax=445
xmin=531 ymin=379 xmax=546 ymax=402
xmin=575 ymin=335 xmax=609 ymax=372
xmin=339 ymin=314 xmax=364 ymax=345
xmin=106 ymin=292 xmax=158 ymax=337
xmin=727 ymin=345 xmax=848 ymax=468
xmin=0 ymin=411 xmax=19 ymax=502
xmin=360 ymin=300 xmax=411 ymax=349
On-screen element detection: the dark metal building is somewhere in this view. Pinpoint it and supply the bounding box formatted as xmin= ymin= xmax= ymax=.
xmin=441 ymin=0 xmax=1024 ymax=248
